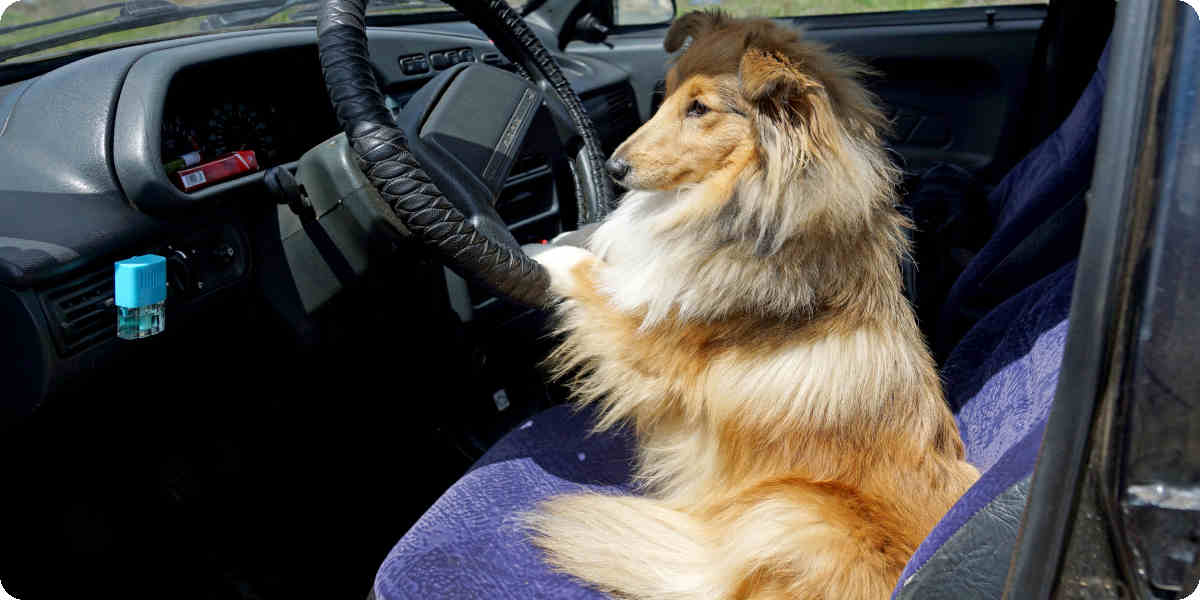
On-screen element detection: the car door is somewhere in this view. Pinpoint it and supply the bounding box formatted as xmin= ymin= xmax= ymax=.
xmin=566 ymin=1 xmax=1055 ymax=176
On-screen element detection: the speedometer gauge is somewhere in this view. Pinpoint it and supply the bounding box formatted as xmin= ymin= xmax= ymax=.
xmin=162 ymin=115 xmax=200 ymax=159
xmin=203 ymin=102 xmax=280 ymax=163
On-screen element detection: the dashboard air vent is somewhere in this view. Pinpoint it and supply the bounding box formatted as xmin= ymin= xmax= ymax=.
xmin=40 ymin=267 xmax=116 ymax=355
xmin=509 ymin=152 xmax=548 ymax=181
xmin=582 ymin=84 xmax=640 ymax=153
xmin=603 ymin=85 xmax=639 ymax=141
xmin=650 ymin=79 xmax=667 ymax=114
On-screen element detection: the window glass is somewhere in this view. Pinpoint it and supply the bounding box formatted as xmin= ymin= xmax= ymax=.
xmin=0 ymin=0 xmax=524 ymax=64
xmin=615 ymin=0 xmax=1045 ymax=26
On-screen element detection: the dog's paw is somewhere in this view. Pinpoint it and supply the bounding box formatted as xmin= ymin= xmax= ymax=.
xmin=534 ymin=245 xmax=595 ymax=297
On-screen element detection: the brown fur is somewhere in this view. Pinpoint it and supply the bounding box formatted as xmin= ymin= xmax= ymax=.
xmin=527 ymin=12 xmax=978 ymax=599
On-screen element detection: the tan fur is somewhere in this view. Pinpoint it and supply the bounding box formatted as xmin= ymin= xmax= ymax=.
xmin=527 ymin=11 xmax=978 ymax=599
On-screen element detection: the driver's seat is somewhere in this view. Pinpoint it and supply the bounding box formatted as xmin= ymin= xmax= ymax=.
xmin=370 ymin=44 xmax=1110 ymax=600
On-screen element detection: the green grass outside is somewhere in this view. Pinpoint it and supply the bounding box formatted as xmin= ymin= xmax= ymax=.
xmin=0 ymin=0 xmax=285 ymax=63
xmin=0 ymin=0 xmax=1041 ymax=64
xmin=1 ymin=9 xmax=213 ymax=62
xmin=0 ymin=0 xmax=450 ymax=64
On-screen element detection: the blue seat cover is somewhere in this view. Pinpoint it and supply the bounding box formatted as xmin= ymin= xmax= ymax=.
xmin=376 ymin=407 xmax=625 ymax=599
xmin=374 ymin=43 xmax=1113 ymax=600
xmin=932 ymin=44 xmax=1109 ymax=359
xmin=892 ymin=261 xmax=1075 ymax=595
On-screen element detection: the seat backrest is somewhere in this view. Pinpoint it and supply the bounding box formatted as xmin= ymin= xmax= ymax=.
xmin=892 ymin=261 xmax=1075 ymax=599
xmin=891 ymin=41 xmax=1114 ymax=600
xmin=931 ymin=43 xmax=1110 ymax=363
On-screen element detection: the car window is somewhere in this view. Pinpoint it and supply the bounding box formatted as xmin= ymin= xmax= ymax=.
xmin=0 ymin=0 xmax=527 ymax=65
xmin=616 ymin=0 xmax=1046 ymax=26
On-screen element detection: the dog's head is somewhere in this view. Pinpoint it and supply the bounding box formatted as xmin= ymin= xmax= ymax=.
xmin=607 ymin=11 xmax=888 ymax=201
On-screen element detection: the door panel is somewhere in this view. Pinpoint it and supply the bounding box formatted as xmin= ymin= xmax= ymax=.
xmin=567 ymin=5 xmax=1047 ymax=174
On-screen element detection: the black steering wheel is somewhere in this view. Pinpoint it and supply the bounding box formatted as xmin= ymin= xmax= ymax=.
xmin=316 ymin=0 xmax=614 ymax=307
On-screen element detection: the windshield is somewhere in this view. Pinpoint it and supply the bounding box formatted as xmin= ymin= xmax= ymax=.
xmin=0 ymin=0 xmax=517 ymax=64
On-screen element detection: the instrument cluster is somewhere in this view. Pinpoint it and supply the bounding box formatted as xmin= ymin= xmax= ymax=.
xmin=159 ymin=49 xmax=339 ymax=191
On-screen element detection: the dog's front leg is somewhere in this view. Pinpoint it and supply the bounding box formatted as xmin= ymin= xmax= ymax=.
xmin=533 ymin=245 xmax=599 ymax=299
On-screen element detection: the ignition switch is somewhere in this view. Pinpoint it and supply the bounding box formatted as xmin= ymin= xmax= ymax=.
xmin=264 ymin=166 xmax=314 ymax=221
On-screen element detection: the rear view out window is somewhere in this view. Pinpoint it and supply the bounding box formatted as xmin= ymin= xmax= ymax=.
xmin=616 ymin=0 xmax=1045 ymax=26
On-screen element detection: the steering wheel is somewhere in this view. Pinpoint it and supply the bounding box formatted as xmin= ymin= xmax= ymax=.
xmin=315 ymin=0 xmax=614 ymax=307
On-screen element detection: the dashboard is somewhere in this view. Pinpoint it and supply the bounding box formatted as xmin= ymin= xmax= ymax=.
xmin=0 ymin=23 xmax=639 ymax=421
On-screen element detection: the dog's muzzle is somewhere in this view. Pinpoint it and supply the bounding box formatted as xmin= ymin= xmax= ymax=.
xmin=605 ymin=158 xmax=631 ymax=183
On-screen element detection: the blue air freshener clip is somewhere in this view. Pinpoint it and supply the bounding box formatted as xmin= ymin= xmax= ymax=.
xmin=114 ymin=254 xmax=166 ymax=339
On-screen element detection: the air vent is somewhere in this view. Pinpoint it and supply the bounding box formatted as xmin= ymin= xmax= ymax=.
xmin=40 ymin=267 xmax=116 ymax=355
xmin=497 ymin=151 xmax=555 ymax=227
xmin=650 ymin=79 xmax=667 ymax=114
xmin=509 ymin=152 xmax=549 ymax=181
xmin=603 ymin=85 xmax=639 ymax=141
xmin=582 ymin=84 xmax=639 ymax=153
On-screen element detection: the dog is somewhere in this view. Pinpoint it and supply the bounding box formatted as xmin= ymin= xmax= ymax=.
xmin=526 ymin=11 xmax=979 ymax=599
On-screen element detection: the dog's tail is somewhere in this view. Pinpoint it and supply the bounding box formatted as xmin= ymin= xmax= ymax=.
xmin=524 ymin=484 xmax=911 ymax=600
xmin=524 ymin=493 xmax=725 ymax=600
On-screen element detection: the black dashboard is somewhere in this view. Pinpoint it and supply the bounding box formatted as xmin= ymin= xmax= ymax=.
xmin=0 ymin=23 xmax=638 ymax=423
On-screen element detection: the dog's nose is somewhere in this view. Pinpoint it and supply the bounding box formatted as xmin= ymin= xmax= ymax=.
xmin=605 ymin=158 xmax=631 ymax=182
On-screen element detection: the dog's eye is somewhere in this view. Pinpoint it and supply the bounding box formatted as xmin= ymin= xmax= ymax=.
xmin=687 ymin=100 xmax=709 ymax=117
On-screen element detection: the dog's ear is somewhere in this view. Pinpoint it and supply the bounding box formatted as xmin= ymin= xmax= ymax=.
xmin=742 ymin=46 xmax=890 ymax=147
xmin=739 ymin=48 xmax=842 ymax=162
xmin=739 ymin=49 xmax=826 ymax=114
xmin=664 ymin=10 xmax=728 ymax=53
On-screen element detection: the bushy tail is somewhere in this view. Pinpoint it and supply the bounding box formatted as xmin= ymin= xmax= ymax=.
xmin=523 ymin=483 xmax=907 ymax=600
xmin=524 ymin=494 xmax=725 ymax=600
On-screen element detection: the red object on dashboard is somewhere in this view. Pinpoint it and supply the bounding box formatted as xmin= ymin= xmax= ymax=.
xmin=174 ymin=150 xmax=259 ymax=192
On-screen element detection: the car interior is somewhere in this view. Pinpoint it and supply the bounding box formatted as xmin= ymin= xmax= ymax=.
xmin=0 ymin=0 xmax=1138 ymax=598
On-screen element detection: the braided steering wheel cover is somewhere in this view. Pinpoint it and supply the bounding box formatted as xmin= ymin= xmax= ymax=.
xmin=317 ymin=0 xmax=613 ymax=307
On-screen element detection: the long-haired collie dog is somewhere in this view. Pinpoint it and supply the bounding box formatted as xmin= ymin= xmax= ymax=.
xmin=527 ymin=11 xmax=979 ymax=599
